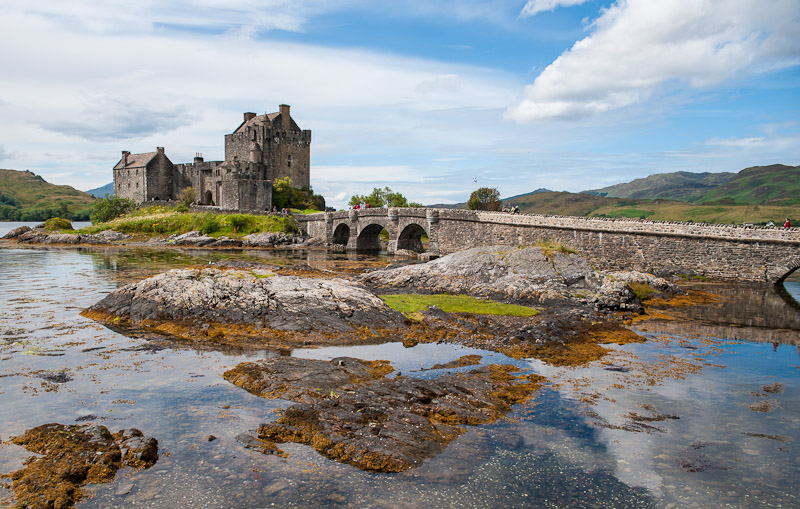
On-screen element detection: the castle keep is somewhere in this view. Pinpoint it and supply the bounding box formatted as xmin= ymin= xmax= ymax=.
xmin=113 ymin=104 xmax=311 ymax=211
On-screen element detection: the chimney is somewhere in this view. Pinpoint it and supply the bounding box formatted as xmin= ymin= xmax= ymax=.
xmin=121 ymin=150 xmax=130 ymax=167
xmin=244 ymin=112 xmax=256 ymax=122
xmin=194 ymin=152 xmax=204 ymax=164
xmin=157 ymin=146 xmax=165 ymax=156
xmin=279 ymin=104 xmax=290 ymax=128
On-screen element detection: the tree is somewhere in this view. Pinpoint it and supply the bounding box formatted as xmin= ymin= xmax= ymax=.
xmin=90 ymin=195 xmax=136 ymax=224
xmin=272 ymin=177 xmax=325 ymax=211
xmin=467 ymin=187 xmax=501 ymax=211
xmin=348 ymin=187 xmax=419 ymax=208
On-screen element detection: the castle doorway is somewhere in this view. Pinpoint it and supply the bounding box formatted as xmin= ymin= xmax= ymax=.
xmin=204 ymin=190 xmax=213 ymax=205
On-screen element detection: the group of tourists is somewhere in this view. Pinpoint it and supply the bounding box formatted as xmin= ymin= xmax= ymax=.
xmin=351 ymin=203 xmax=371 ymax=210
xmin=502 ymin=205 xmax=520 ymax=214
xmin=271 ymin=206 xmax=291 ymax=215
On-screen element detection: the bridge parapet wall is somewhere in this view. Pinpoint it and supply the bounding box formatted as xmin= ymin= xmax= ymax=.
xmin=296 ymin=209 xmax=800 ymax=283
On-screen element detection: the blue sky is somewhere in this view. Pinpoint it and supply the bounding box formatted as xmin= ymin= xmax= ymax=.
xmin=0 ymin=0 xmax=798 ymax=208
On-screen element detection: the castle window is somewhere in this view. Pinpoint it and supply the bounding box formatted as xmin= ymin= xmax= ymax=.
xmin=287 ymin=154 xmax=292 ymax=168
xmin=128 ymin=183 xmax=131 ymax=189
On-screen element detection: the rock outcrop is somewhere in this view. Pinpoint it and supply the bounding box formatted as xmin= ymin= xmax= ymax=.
xmin=83 ymin=268 xmax=406 ymax=344
xmin=357 ymin=245 xmax=673 ymax=312
xmin=4 ymin=228 xmax=131 ymax=244
xmin=225 ymin=357 xmax=542 ymax=472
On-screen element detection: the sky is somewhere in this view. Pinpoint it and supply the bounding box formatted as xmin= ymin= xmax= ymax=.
xmin=0 ymin=0 xmax=798 ymax=209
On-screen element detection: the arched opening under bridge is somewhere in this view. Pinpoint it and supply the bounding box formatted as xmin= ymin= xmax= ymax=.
xmin=357 ymin=224 xmax=387 ymax=252
xmin=332 ymin=224 xmax=350 ymax=246
xmin=397 ymin=223 xmax=428 ymax=253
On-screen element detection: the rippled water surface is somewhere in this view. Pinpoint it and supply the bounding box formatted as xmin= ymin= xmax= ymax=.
xmin=0 ymin=242 xmax=799 ymax=508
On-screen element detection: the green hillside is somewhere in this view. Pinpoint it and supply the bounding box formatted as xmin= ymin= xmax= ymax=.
xmin=0 ymin=169 xmax=95 ymax=221
xmin=505 ymin=191 xmax=798 ymax=225
xmin=586 ymin=171 xmax=735 ymax=202
xmin=699 ymin=164 xmax=800 ymax=205
xmin=585 ymin=164 xmax=800 ymax=205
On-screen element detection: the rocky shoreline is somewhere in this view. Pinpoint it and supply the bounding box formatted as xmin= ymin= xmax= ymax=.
xmin=1 ymin=226 xmax=317 ymax=249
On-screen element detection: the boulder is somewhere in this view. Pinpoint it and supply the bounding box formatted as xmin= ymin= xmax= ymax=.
xmin=93 ymin=230 xmax=132 ymax=242
xmin=244 ymin=232 xmax=305 ymax=247
xmin=169 ymin=231 xmax=217 ymax=246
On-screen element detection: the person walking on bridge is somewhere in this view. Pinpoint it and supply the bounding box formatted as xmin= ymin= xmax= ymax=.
xmin=785 ymin=218 xmax=791 ymax=229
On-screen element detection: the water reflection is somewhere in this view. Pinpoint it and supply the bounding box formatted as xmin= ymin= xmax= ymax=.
xmin=0 ymin=246 xmax=798 ymax=508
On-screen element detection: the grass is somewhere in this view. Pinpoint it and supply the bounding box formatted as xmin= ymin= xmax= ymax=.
xmin=534 ymin=240 xmax=577 ymax=256
xmin=78 ymin=210 xmax=298 ymax=237
xmin=380 ymin=293 xmax=539 ymax=320
xmin=628 ymin=282 xmax=658 ymax=300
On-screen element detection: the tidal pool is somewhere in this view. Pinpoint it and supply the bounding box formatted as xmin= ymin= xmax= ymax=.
xmin=0 ymin=245 xmax=798 ymax=508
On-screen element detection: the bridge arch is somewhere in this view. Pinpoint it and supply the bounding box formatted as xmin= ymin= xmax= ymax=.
xmin=397 ymin=223 xmax=428 ymax=253
xmin=332 ymin=223 xmax=350 ymax=246
xmin=776 ymin=255 xmax=800 ymax=284
xmin=357 ymin=223 xmax=386 ymax=251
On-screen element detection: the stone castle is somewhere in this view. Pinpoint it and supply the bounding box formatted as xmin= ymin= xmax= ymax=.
xmin=113 ymin=104 xmax=311 ymax=211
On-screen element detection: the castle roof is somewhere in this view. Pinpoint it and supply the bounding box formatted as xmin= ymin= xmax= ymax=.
xmin=233 ymin=111 xmax=301 ymax=134
xmin=113 ymin=152 xmax=156 ymax=170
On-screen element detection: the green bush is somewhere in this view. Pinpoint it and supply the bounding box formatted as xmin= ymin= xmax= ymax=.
xmin=227 ymin=214 xmax=255 ymax=233
xmin=200 ymin=215 xmax=222 ymax=235
xmin=90 ymin=196 xmax=136 ymax=224
xmin=41 ymin=217 xmax=73 ymax=230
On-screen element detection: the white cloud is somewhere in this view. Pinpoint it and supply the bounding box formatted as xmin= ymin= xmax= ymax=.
xmin=519 ymin=0 xmax=591 ymax=17
xmin=507 ymin=0 xmax=800 ymax=122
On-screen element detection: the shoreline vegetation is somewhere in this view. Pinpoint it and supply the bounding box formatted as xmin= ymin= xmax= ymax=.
xmin=78 ymin=206 xmax=300 ymax=238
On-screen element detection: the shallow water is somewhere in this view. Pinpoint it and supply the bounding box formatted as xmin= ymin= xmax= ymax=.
xmin=0 ymin=245 xmax=799 ymax=508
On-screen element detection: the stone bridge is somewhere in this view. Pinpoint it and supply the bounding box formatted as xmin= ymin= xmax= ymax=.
xmin=296 ymin=208 xmax=800 ymax=284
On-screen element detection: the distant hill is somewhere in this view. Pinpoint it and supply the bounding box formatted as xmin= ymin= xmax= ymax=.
xmin=504 ymin=188 xmax=551 ymax=202
xmin=0 ymin=169 xmax=95 ymax=221
xmin=509 ymin=190 xmax=797 ymax=225
xmin=698 ymin=164 xmax=800 ymax=205
xmin=585 ymin=164 xmax=799 ymax=205
xmin=586 ymin=171 xmax=735 ymax=202
xmin=86 ymin=182 xmax=114 ymax=198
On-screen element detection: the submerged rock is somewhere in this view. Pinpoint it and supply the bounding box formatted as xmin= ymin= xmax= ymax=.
xmin=6 ymin=423 xmax=157 ymax=509
xmin=224 ymin=357 xmax=542 ymax=472
xmin=83 ymin=268 xmax=406 ymax=344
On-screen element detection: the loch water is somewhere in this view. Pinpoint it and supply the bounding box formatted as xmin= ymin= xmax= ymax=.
xmin=0 ymin=241 xmax=798 ymax=508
